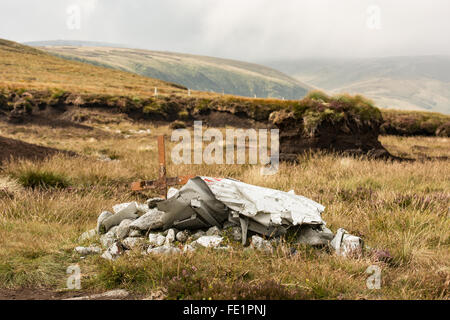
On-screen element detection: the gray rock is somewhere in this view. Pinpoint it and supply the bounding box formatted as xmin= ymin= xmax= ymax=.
xmin=206 ymin=226 xmax=221 ymax=236
xmin=74 ymin=246 xmax=102 ymax=255
xmin=112 ymin=202 xmax=138 ymax=215
xmin=101 ymin=242 xmax=123 ymax=260
xmin=176 ymin=230 xmax=189 ymax=243
xmin=146 ymin=197 xmax=165 ymax=209
xmin=115 ymin=219 xmax=133 ymax=240
xmin=297 ymin=225 xmax=334 ymax=246
xmin=167 ymin=187 xmax=179 ymax=199
xmin=193 ymin=236 xmax=223 ymax=248
xmin=147 ymin=245 xmax=181 ymax=255
xmin=136 ymin=203 xmax=150 ymax=214
xmin=102 ymin=207 xmax=139 ymax=232
xmin=128 ymin=229 xmax=143 ymax=237
xmin=165 ymin=228 xmax=176 ymax=245
xmin=122 ymin=237 xmax=144 ymax=250
xmin=183 ymin=244 xmax=196 ymax=253
xmin=100 ymin=226 xmax=118 ymax=248
xmin=192 ymin=230 xmax=206 ymax=240
xmin=129 ymin=208 xmax=166 ymax=231
xmin=79 ymin=229 xmax=97 ymax=241
xmin=231 ymin=226 xmax=242 ymax=242
xmin=97 ymin=211 xmax=113 ymax=234
xmin=148 ymin=233 xmax=166 ymax=247
xmin=250 ymin=235 xmax=273 ymax=253
xmin=162 ymin=228 xmax=178 ymax=236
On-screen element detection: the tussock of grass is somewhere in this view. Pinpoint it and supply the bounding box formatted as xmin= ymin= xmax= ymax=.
xmin=16 ymin=169 xmax=70 ymax=189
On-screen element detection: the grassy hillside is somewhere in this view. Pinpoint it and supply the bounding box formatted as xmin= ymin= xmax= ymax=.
xmin=0 ymin=39 xmax=187 ymax=97
xmin=35 ymin=42 xmax=310 ymax=99
xmin=267 ymin=56 xmax=450 ymax=114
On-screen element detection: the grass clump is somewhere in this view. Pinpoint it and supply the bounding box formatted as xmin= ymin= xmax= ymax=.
xmin=16 ymin=169 xmax=70 ymax=189
xmin=306 ymin=90 xmax=331 ymax=103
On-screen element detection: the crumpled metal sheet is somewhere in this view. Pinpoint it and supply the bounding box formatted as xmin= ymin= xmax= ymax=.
xmin=199 ymin=177 xmax=325 ymax=227
xmin=157 ymin=176 xmax=326 ymax=243
xmin=157 ymin=177 xmax=229 ymax=230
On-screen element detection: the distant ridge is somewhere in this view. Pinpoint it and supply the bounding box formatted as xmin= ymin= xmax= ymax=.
xmin=23 ymin=40 xmax=130 ymax=49
xmin=267 ymin=56 xmax=450 ymax=114
xmin=31 ymin=40 xmax=311 ymax=100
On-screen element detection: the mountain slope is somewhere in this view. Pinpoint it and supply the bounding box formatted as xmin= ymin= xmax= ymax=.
xmin=0 ymin=38 xmax=185 ymax=97
xmin=33 ymin=41 xmax=310 ymax=99
xmin=267 ymin=56 xmax=450 ymax=114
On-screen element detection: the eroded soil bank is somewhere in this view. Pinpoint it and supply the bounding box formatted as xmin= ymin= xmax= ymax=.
xmin=0 ymin=89 xmax=398 ymax=160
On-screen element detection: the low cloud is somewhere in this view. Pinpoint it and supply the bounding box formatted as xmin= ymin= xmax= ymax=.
xmin=1 ymin=0 xmax=449 ymax=61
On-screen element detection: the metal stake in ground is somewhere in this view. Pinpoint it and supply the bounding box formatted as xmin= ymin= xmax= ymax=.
xmin=131 ymin=135 xmax=194 ymax=198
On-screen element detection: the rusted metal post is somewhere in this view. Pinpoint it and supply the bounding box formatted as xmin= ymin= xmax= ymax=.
xmin=130 ymin=135 xmax=195 ymax=197
xmin=158 ymin=135 xmax=167 ymax=198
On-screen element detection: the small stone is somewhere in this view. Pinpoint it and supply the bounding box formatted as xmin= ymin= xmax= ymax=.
xmin=193 ymin=236 xmax=223 ymax=248
xmin=176 ymin=231 xmax=189 ymax=243
xmin=183 ymin=244 xmax=196 ymax=253
xmin=129 ymin=208 xmax=166 ymax=231
xmin=167 ymin=187 xmax=179 ymax=199
xmin=112 ymin=202 xmax=138 ymax=215
xmin=250 ymin=235 xmax=273 ymax=253
xmin=115 ymin=219 xmax=133 ymax=240
xmin=128 ymin=229 xmax=143 ymax=237
xmin=147 ymin=245 xmax=181 ymax=255
xmin=122 ymin=237 xmax=144 ymax=250
xmin=101 ymin=242 xmax=123 ymax=260
xmin=97 ymin=211 xmax=113 ymax=234
xmin=74 ymin=246 xmax=102 ymax=255
xmin=231 ymin=226 xmax=242 ymax=242
xmin=149 ymin=233 xmax=166 ymax=247
xmin=102 ymin=205 xmax=139 ymax=232
xmin=165 ymin=229 xmax=176 ymax=245
xmin=136 ymin=203 xmax=150 ymax=214
xmin=162 ymin=228 xmax=178 ymax=236
xmin=206 ymin=226 xmax=221 ymax=236
xmin=192 ymin=230 xmax=206 ymax=240
xmin=100 ymin=226 xmax=118 ymax=248
xmin=78 ymin=229 xmax=97 ymax=241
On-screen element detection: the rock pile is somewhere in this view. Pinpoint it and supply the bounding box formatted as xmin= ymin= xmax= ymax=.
xmin=75 ymin=199 xmax=361 ymax=261
xmin=76 ymin=199 xmax=247 ymax=260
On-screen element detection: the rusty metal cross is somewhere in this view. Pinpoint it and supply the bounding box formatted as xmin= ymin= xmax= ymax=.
xmin=131 ymin=135 xmax=194 ymax=198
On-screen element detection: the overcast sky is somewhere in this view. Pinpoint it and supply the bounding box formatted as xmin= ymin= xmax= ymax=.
xmin=1 ymin=0 xmax=449 ymax=62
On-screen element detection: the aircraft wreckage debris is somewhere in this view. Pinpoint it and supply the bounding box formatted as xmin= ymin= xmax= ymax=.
xmin=75 ymin=176 xmax=364 ymax=260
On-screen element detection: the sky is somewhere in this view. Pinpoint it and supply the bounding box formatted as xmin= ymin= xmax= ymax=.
xmin=1 ymin=0 xmax=449 ymax=62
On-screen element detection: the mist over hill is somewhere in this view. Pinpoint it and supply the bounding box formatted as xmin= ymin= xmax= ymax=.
xmin=267 ymin=56 xmax=450 ymax=114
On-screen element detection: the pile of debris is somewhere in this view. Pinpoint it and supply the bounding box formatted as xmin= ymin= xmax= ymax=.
xmin=75 ymin=177 xmax=364 ymax=260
